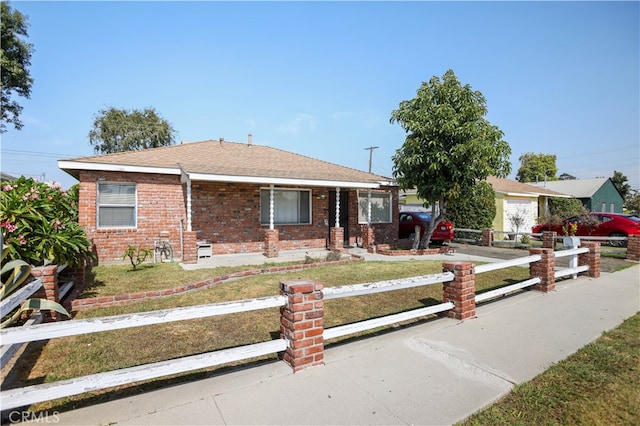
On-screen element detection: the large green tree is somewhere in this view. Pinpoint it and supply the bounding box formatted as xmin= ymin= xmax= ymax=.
xmin=515 ymin=152 xmax=558 ymax=183
xmin=611 ymin=170 xmax=630 ymax=200
xmin=391 ymin=69 xmax=511 ymax=248
xmin=448 ymin=181 xmax=496 ymax=230
xmin=88 ymin=107 xmax=176 ymax=154
xmin=1 ymin=1 xmax=34 ymax=132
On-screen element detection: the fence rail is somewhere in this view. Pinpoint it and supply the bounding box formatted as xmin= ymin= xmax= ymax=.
xmin=0 ymin=246 xmax=597 ymax=412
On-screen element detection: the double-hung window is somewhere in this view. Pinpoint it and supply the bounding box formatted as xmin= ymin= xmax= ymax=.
xmin=97 ymin=183 xmax=137 ymax=228
xmin=357 ymin=190 xmax=392 ymax=224
xmin=260 ymin=188 xmax=311 ymax=225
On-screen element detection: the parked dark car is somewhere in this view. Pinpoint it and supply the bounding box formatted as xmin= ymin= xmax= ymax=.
xmin=398 ymin=212 xmax=454 ymax=244
xmin=532 ymin=212 xmax=640 ymax=247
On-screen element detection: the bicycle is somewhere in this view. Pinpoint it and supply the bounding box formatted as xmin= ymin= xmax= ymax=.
xmin=154 ymin=239 xmax=174 ymax=263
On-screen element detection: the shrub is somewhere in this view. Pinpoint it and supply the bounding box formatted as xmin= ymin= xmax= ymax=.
xmin=122 ymin=245 xmax=153 ymax=270
xmin=1 ymin=243 xmax=69 ymax=328
xmin=1 ymin=177 xmax=94 ymax=267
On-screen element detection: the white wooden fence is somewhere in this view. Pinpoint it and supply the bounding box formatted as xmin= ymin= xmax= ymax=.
xmin=0 ymin=250 xmax=589 ymax=411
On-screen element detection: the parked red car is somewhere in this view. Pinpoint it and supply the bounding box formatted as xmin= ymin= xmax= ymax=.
xmin=398 ymin=212 xmax=454 ymax=244
xmin=532 ymin=212 xmax=640 ymax=247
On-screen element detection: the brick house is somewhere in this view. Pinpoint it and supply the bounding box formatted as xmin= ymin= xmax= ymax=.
xmin=58 ymin=138 xmax=398 ymax=264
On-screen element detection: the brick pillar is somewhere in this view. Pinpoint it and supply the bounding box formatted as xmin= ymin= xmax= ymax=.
xmin=530 ymin=248 xmax=555 ymax=292
xmin=280 ymin=280 xmax=324 ymax=372
xmin=542 ymin=231 xmax=557 ymax=249
xmin=579 ymin=241 xmax=601 ymax=278
xmin=481 ymin=228 xmax=493 ymax=247
xmin=182 ymin=231 xmax=198 ymax=264
xmin=30 ymin=265 xmax=61 ymax=321
xmin=627 ymin=235 xmax=640 ymax=261
xmin=330 ymin=227 xmax=344 ymax=252
xmin=360 ymin=224 xmax=374 ymax=251
xmin=442 ymin=262 xmax=476 ymax=320
xmin=263 ymin=229 xmax=279 ymax=258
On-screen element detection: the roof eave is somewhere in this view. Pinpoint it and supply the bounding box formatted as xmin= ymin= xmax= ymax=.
xmin=58 ymin=160 xmax=388 ymax=189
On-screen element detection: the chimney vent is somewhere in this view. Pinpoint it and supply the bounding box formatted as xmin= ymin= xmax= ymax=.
xmin=248 ymin=133 xmax=252 ymax=146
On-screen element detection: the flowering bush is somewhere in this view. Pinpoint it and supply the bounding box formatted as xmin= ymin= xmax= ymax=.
xmin=1 ymin=177 xmax=93 ymax=267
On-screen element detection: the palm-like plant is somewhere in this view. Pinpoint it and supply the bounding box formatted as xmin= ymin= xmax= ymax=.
xmin=1 ymin=243 xmax=69 ymax=328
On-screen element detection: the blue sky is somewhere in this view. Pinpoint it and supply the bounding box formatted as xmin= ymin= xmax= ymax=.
xmin=2 ymin=1 xmax=638 ymax=191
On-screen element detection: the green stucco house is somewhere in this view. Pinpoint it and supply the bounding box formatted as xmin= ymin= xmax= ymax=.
xmin=530 ymin=177 xmax=624 ymax=213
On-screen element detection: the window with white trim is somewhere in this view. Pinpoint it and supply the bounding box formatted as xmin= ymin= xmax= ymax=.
xmin=97 ymin=183 xmax=137 ymax=228
xmin=260 ymin=188 xmax=311 ymax=225
xmin=357 ymin=190 xmax=392 ymax=224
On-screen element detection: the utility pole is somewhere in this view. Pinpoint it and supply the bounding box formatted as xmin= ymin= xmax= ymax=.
xmin=365 ymin=146 xmax=379 ymax=173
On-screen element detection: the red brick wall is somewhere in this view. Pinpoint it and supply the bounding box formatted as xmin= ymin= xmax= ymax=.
xmin=78 ymin=171 xmax=398 ymax=263
xmin=78 ymin=171 xmax=187 ymax=264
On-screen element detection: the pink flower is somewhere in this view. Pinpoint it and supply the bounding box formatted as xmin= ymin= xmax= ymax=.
xmin=18 ymin=234 xmax=26 ymax=245
xmin=2 ymin=184 xmax=14 ymax=191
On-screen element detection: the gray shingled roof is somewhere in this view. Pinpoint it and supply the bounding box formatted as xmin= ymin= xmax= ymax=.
xmin=60 ymin=140 xmax=391 ymax=185
xmin=487 ymin=176 xmax=570 ymax=197
xmin=529 ymin=177 xmax=610 ymax=198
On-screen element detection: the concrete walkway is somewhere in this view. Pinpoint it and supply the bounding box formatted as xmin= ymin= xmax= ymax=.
xmin=33 ymin=251 xmax=640 ymax=425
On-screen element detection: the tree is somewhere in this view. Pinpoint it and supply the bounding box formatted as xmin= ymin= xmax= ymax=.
xmin=537 ymin=196 xmax=583 ymax=225
xmin=558 ymin=173 xmax=576 ymax=180
xmin=447 ymin=181 xmax=496 ymax=230
xmin=391 ymin=69 xmax=511 ymax=248
xmin=515 ymin=153 xmax=558 ymax=183
xmin=88 ymin=107 xmax=176 ymax=154
xmin=611 ymin=170 xmax=630 ymax=200
xmin=1 ymin=1 xmax=34 ymax=132
xmin=626 ymin=190 xmax=640 ymax=214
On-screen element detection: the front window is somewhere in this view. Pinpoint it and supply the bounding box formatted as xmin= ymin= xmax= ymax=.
xmin=358 ymin=190 xmax=392 ymax=224
xmin=260 ymin=188 xmax=311 ymax=225
xmin=98 ymin=183 xmax=136 ymax=228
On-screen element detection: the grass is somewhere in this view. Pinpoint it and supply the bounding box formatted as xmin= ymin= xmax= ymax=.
xmin=6 ymin=259 xmax=530 ymax=413
xmin=459 ymin=312 xmax=640 ymax=425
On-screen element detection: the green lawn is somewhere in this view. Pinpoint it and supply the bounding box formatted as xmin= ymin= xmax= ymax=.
xmin=460 ymin=312 xmax=640 ymax=425
xmin=10 ymin=259 xmax=529 ymax=413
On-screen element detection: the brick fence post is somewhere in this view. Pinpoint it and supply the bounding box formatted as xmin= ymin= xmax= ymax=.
xmin=529 ymin=247 xmax=555 ymax=292
xmin=579 ymin=241 xmax=601 ymax=278
xmin=481 ymin=229 xmax=493 ymax=247
xmin=542 ymin=231 xmax=557 ymax=249
xmin=442 ymin=262 xmax=476 ymax=320
xmin=627 ymin=235 xmax=640 ymax=261
xmin=280 ymin=280 xmax=324 ymax=372
xmin=30 ymin=265 xmax=61 ymax=321
xmin=329 ymin=227 xmax=344 ymax=252
xmin=360 ymin=224 xmax=375 ymax=251
xmin=263 ymin=229 xmax=279 ymax=258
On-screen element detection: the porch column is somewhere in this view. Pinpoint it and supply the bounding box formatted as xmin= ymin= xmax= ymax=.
xmin=269 ymin=184 xmax=275 ymax=230
xmin=334 ymin=187 xmax=340 ymax=228
xmin=367 ymin=189 xmax=372 ymax=225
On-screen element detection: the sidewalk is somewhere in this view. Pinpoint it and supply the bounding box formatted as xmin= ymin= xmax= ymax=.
xmin=48 ymin=259 xmax=639 ymax=425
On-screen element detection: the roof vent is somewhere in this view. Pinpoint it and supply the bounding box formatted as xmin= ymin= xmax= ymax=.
xmin=248 ymin=133 xmax=252 ymax=146
xmin=219 ymin=137 xmax=224 ymax=142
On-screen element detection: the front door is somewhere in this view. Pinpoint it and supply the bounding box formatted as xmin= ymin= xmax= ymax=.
xmin=328 ymin=190 xmax=349 ymax=247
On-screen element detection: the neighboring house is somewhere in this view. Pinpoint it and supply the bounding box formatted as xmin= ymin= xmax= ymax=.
xmin=530 ymin=177 xmax=624 ymax=214
xmin=58 ymin=138 xmax=398 ymax=264
xmin=486 ymin=177 xmax=570 ymax=236
xmin=1 ymin=172 xmax=17 ymax=181
xmin=399 ymin=177 xmax=570 ymax=235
